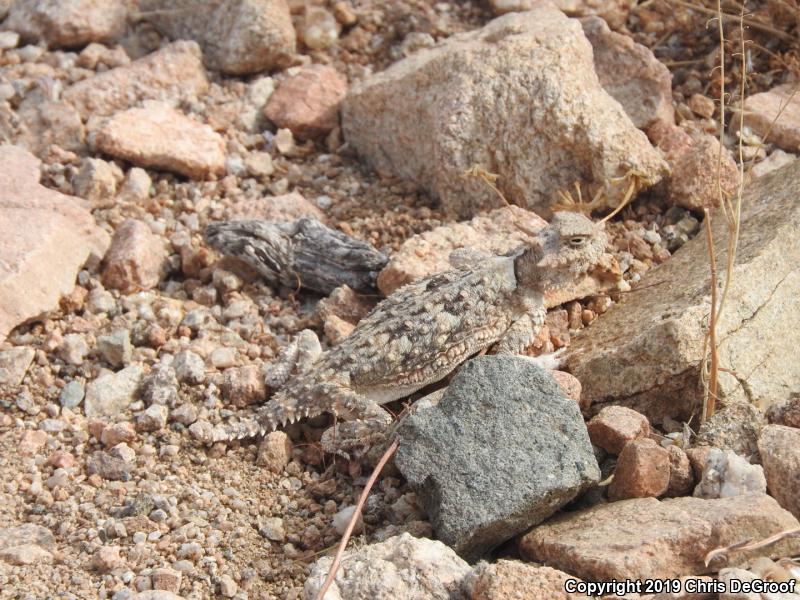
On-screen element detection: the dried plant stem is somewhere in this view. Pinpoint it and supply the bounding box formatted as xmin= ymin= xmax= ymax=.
xmin=668 ymin=0 xmax=794 ymax=41
xmin=702 ymin=209 xmax=720 ymax=421
xmin=705 ymin=527 xmax=800 ymax=566
xmin=315 ymin=439 xmax=399 ymax=600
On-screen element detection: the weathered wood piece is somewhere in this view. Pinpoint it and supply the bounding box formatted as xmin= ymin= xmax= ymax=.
xmin=204 ymin=218 xmax=388 ymax=294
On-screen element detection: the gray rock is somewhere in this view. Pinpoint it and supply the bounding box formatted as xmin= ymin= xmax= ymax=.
xmin=170 ymin=403 xmax=198 ymax=426
xmin=693 ymin=448 xmax=766 ymax=499
xmin=304 ymin=533 xmax=471 ymax=600
xmin=568 ymin=160 xmax=800 ymax=422
xmin=0 ymin=523 xmax=55 ymax=567
xmin=139 ymin=0 xmax=295 ymax=75
xmin=3 ymin=0 xmax=127 ymax=48
xmin=138 ymin=404 xmax=168 ymax=431
xmin=140 ymin=363 xmax=179 ymax=407
xmin=59 ymin=380 xmax=85 ymax=409
xmin=15 ymin=390 xmax=39 ymax=415
xmin=97 ymin=329 xmax=133 ymax=368
xmin=396 ymin=356 xmax=600 ymax=561
xmin=86 ymin=450 xmax=133 ymax=481
xmin=342 ymin=7 xmax=666 ymax=219
xmin=0 ymin=346 xmax=35 ymax=387
xmin=173 ymin=350 xmax=205 ymax=384
xmin=695 ymin=402 xmax=766 ymax=459
xmin=84 ymin=365 xmax=143 ymax=418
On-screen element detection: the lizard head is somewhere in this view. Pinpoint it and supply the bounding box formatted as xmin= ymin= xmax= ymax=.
xmin=515 ymin=211 xmax=607 ymax=291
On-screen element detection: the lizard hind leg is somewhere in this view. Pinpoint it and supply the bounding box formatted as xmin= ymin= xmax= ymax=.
xmin=318 ymin=385 xmax=393 ymax=456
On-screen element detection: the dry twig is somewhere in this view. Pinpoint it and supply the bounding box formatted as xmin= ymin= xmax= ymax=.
xmin=314 ymin=439 xmax=400 ymax=600
xmin=704 ymin=527 xmax=800 ymax=566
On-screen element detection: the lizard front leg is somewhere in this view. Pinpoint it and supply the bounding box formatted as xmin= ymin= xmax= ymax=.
xmin=492 ymin=310 xmax=545 ymax=355
xmin=491 ymin=307 xmax=565 ymax=369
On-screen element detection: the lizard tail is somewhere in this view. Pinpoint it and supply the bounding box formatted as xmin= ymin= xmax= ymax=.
xmin=207 ymin=390 xmax=314 ymax=443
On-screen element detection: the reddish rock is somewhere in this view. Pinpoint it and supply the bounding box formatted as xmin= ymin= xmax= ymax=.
xmin=226 ymin=191 xmax=326 ymax=222
xmin=668 ymin=134 xmax=741 ymax=211
xmin=688 ymin=94 xmax=715 ymax=119
xmin=609 ymin=438 xmax=670 ymax=501
xmin=0 ymin=145 xmax=109 ymax=342
xmin=265 ymin=65 xmax=347 ymax=140
xmin=648 ymin=122 xmax=740 ymax=212
xmin=256 ymin=431 xmax=292 ymax=472
xmin=546 ymin=309 xmax=570 ymax=349
xmin=685 ymin=446 xmax=711 ymax=481
xmin=316 ymin=285 xmax=376 ymax=345
xmin=520 ymin=495 xmax=800 ymax=581
xmin=665 ymin=445 xmax=694 ymax=497
xmin=581 ymin=16 xmax=674 ymax=128
xmin=469 ymin=560 xmax=584 ymax=600
xmin=20 ymin=430 xmax=47 ymax=455
xmin=151 ymin=567 xmax=182 ymax=593
xmin=550 ymin=371 xmax=583 ymax=407
xmin=100 ymin=422 xmax=136 ymax=448
xmin=734 ymin=83 xmax=800 ymax=153
xmin=46 ymin=450 xmax=75 ymax=469
xmin=90 ymin=545 xmax=123 ymax=573
xmin=92 ymin=104 xmax=226 ymax=179
xmin=647 ymin=120 xmax=694 ymax=162
xmin=587 ymin=405 xmax=650 ymax=455
xmin=4 ymin=0 xmax=127 ymax=49
xmin=220 ymin=365 xmax=267 ymax=408
xmin=62 ymin=41 xmax=209 ymax=120
xmin=758 ymin=424 xmax=800 ymax=519
xmin=102 ymin=219 xmax=167 ymax=293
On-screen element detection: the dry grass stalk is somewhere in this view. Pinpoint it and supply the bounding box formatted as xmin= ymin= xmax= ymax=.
xmin=704 ymin=527 xmax=800 ymax=566
xmin=315 ymin=439 xmax=399 ymax=600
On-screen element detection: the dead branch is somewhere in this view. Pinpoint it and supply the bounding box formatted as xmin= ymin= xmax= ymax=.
xmin=204 ymin=218 xmax=388 ymax=295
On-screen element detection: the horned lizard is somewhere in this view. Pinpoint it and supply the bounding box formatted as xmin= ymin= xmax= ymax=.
xmin=207 ymin=212 xmax=607 ymax=452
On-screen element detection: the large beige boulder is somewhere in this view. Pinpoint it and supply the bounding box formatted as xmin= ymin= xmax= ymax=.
xmin=342 ymin=8 xmax=667 ymax=219
xmin=567 ymin=160 xmax=800 ymax=421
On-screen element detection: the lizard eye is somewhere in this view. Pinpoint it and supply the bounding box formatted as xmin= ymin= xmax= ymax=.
xmin=568 ymin=236 xmax=587 ymax=247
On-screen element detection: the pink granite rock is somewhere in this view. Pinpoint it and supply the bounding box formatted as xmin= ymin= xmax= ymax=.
xmin=0 ymin=145 xmax=109 ymax=342
xmin=62 ymin=41 xmax=209 ymax=120
xmin=734 ymin=83 xmax=800 ymax=152
xmin=520 ymin=495 xmax=800 ymax=580
xmin=581 ymin=16 xmax=674 ymax=128
xmin=608 ymin=438 xmax=671 ymax=501
xmin=102 ymin=219 xmax=167 ymax=293
xmin=587 ymin=405 xmax=651 ymax=455
xmin=265 ymin=65 xmax=347 ymax=139
xmin=92 ymin=104 xmax=226 ymax=179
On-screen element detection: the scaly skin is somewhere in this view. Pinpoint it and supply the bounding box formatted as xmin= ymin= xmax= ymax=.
xmin=209 ymin=212 xmax=607 ymax=452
